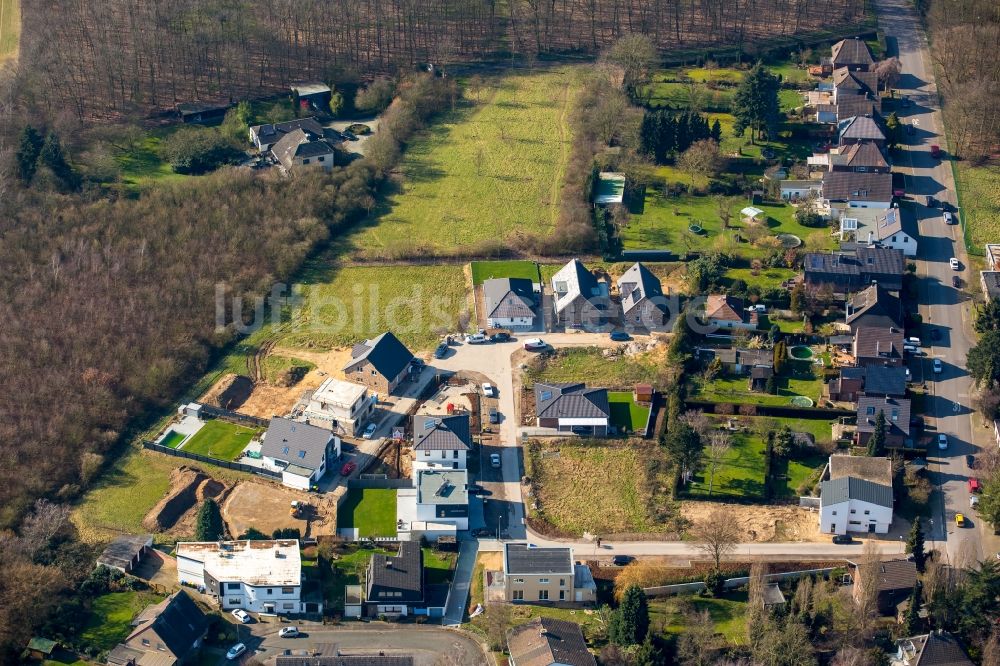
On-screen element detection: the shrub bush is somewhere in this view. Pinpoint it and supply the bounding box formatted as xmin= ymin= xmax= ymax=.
xmin=161 ymin=127 xmax=242 ymax=174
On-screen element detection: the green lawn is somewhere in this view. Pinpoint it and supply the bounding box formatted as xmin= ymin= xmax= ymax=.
xmin=954 ymin=162 xmax=1000 ymax=256
xmin=525 ymin=347 xmax=661 ymax=389
xmin=691 ymin=359 xmax=822 ymax=407
xmin=608 ymin=391 xmax=650 ymax=433
xmin=278 ymin=262 xmax=470 ymax=352
xmin=160 ymin=430 xmax=187 ymax=449
xmin=686 ymin=416 xmax=831 ymax=500
xmin=181 ymin=419 xmax=259 ymax=461
xmin=0 ymin=0 xmax=19 ymax=62
xmin=80 ymin=591 xmax=164 ymax=652
xmin=336 ymin=489 xmax=397 ymax=538
xmin=114 ymin=128 xmax=193 ymax=188
xmin=651 ymin=590 xmax=749 ymax=643
xmin=350 ymin=67 xmax=580 ymax=259
xmin=261 ymin=354 xmax=316 ymax=385
xmin=724 ymin=267 xmax=798 ymax=291
xmin=470 ymin=260 xmax=540 ymax=285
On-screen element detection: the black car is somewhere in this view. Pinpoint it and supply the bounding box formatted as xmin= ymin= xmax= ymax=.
xmin=433 ymin=342 xmax=448 ymax=359
xmin=490 ymin=331 xmax=511 ymax=342
xmin=967 ymin=454 xmax=976 ymax=469
xmin=609 ymin=330 xmax=631 ymax=342
xmin=489 ymin=407 xmax=499 ymax=424
xmin=953 ymin=275 xmax=962 ymax=288
xmin=612 ymin=555 xmax=635 ymax=566
xmin=832 ymin=534 xmax=853 ymax=545
xmin=467 ymin=484 xmax=490 ymax=496
xmin=926 ymin=195 xmax=937 ymax=208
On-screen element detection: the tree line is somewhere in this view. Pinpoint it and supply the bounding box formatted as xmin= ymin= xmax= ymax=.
xmin=19 ymin=0 xmax=866 ymax=118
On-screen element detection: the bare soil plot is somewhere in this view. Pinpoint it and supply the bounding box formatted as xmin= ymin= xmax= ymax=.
xmin=680 ymin=500 xmax=824 ymax=542
xmin=222 ymin=481 xmax=337 ymax=538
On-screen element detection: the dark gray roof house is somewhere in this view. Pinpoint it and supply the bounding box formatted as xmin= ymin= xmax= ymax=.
xmin=250 ymin=117 xmax=325 ymax=150
xmin=832 ymin=141 xmax=891 ymax=172
xmin=507 ymin=617 xmax=597 ymax=666
xmin=835 ymin=95 xmax=882 ymax=122
xmin=820 ymin=476 xmax=893 ymax=509
xmin=261 ymin=417 xmax=335 ymax=478
xmin=895 ymin=632 xmax=974 ymax=666
xmin=847 ymin=285 xmax=903 ymax=331
xmin=822 ymin=171 xmax=893 ymax=204
xmin=344 ymin=331 xmax=414 ymax=388
xmin=804 ymin=247 xmax=904 ymax=292
xmin=834 ymin=67 xmax=878 ymax=96
xmin=616 ymin=262 xmax=667 ymax=327
xmin=856 ymin=395 xmax=911 ymax=449
xmin=111 ymin=590 xmax=208 ymax=665
xmin=838 ymin=115 xmax=887 ymax=144
xmin=366 ymin=541 xmax=424 ymax=607
xmin=863 ymin=366 xmax=907 ymax=397
xmin=534 ymin=383 xmax=610 ymax=436
xmin=483 ymin=277 xmax=535 ymax=326
xmin=504 ymin=543 xmax=574 ymax=575
xmin=831 ymin=37 xmax=875 ymax=70
xmin=272 ymin=128 xmax=337 ymax=171
xmin=412 ymin=414 xmax=472 ymax=452
xmin=551 ymin=259 xmax=609 ymax=328
xmin=853 ymin=326 xmax=904 ymax=365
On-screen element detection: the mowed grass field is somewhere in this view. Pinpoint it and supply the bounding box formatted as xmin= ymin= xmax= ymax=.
xmin=955 ymin=162 xmax=1000 ymax=254
xmin=81 ymin=591 xmax=164 ymax=651
xmin=336 ymin=488 xmax=397 ymax=538
xmin=0 ymin=0 xmax=19 ymax=62
xmin=608 ymin=391 xmax=650 ymax=432
xmin=470 ymin=260 xmax=540 ymax=285
xmin=525 ymin=347 xmax=662 ymax=388
xmin=351 ymin=67 xmax=580 ymax=259
xmin=279 ymin=262 xmax=470 ymax=352
xmin=181 ymin=420 xmax=260 ymax=460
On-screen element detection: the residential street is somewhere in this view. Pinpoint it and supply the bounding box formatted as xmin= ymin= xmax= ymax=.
xmin=877 ymin=0 xmax=992 ymax=563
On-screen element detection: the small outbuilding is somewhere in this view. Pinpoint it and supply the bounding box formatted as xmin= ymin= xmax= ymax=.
xmin=762 ymin=584 xmax=786 ymax=610
xmin=634 ymin=383 xmax=654 ymax=404
xmin=290 ymin=82 xmax=333 ymax=112
xmin=594 ymin=172 xmax=626 ymax=205
xmin=26 ymin=638 xmax=57 ymax=660
xmin=97 ymin=534 xmax=153 ymax=574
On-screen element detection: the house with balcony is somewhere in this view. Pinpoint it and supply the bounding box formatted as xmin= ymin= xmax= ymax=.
xmin=260 ymin=417 xmax=338 ymax=490
xmin=411 ymin=414 xmax=471 ymax=471
xmin=501 ymin=543 xmax=596 ymax=604
xmin=299 ymin=377 xmax=374 ymax=436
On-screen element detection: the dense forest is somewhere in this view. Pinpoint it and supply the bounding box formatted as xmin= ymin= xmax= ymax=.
xmin=19 ymin=0 xmax=867 ymax=118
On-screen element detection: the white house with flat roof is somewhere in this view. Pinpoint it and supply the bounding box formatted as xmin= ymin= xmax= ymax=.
xmin=299 ymin=377 xmax=374 ymax=436
xmin=176 ymin=540 xmax=320 ymax=614
xmin=396 ymin=469 xmax=469 ymax=541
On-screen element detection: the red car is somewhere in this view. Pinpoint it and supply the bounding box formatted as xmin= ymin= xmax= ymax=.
xmin=931 ymin=145 xmax=941 ymax=158
xmin=341 ymin=461 xmax=357 ymax=477
xmin=969 ymin=478 xmax=981 ymax=493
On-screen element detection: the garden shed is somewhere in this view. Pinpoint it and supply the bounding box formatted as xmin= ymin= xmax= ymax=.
xmin=594 ymin=172 xmax=626 ymax=205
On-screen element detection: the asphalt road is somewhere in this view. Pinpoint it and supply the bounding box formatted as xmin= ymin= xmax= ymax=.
xmin=876 ymin=0 xmax=984 ymax=564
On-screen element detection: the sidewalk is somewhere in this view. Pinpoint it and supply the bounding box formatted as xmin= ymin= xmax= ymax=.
xmin=444 ymin=539 xmax=479 ymax=625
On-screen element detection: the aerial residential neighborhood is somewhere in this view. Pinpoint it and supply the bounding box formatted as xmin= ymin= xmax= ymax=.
xmin=1 ymin=1 xmax=999 ymax=665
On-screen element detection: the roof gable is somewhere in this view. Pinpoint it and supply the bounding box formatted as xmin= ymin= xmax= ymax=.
xmin=367 ymin=541 xmax=423 ymax=602
xmin=820 ymin=476 xmax=893 ymax=508
xmin=534 ymin=383 xmax=610 ymax=420
xmin=126 ymin=591 xmax=207 ymax=659
xmin=483 ymin=278 xmax=535 ymax=319
xmin=507 ymin=617 xmax=597 ymax=666
xmin=344 ymin=331 xmax=414 ymax=380
xmin=412 ymin=414 xmax=472 ymax=451
xmin=261 ymin=417 xmax=332 ymax=471
xmin=617 ymin=262 xmax=664 ymax=314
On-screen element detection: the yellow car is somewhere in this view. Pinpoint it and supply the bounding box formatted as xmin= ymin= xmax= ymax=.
xmin=955 ymin=513 xmax=966 ymax=527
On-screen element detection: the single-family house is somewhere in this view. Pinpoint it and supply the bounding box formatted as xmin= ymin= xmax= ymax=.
xmin=290 ymin=82 xmax=333 ymax=112
xmin=299 ymin=378 xmax=375 ymax=436
xmin=507 ymin=617 xmax=597 ymax=666
xmin=830 ymin=142 xmax=891 ymax=174
xmin=502 ymin=543 xmax=596 ymax=604
xmin=177 ymin=539 xmax=321 ymax=614
xmin=249 ymin=117 xmax=325 ymax=152
xmin=483 ymin=278 xmax=536 ymax=330
xmin=550 ymin=259 xmax=610 ymax=329
xmin=365 ymin=541 xmax=424 ymax=618
xmin=980 ymin=271 xmax=1000 ymax=301
xmin=414 ymin=468 xmax=469 ymax=531
xmin=272 ymin=128 xmax=337 ymax=172
xmin=852 ymin=326 xmax=905 ymax=367
xmin=617 ymin=262 xmax=668 ymax=330
xmin=852 ymin=559 xmax=918 ymax=614
xmin=748 ymin=365 xmax=774 ymax=392
xmin=780 ymin=179 xmax=823 ymax=201
xmin=830 ymin=37 xmax=875 ymax=71
xmin=822 ymin=171 xmax=894 ymax=208
xmin=893 ymin=632 xmax=974 ymax=666
xmin=412 ymin=414 xmax=471 ymax=471
xmin=97 ymin=534 xmax=153 ymax=574
xmin=534 ymin=383 xmax=610 ymax=436
xmin=846 ymin=285 xmax=903 ymax=331
xmin=819 ymin=475 xmax=893 ymax=534
xmin=832 ymin=68 xmax=878 ymax=104
xmin=855 ymin=395 xmax=912 ymax=450
xmin=838 ymin=115 xmax=887 ymax=147
xmin=260 ymin=417 xmax=339 ymax=490
xmin=704 ymin=294 xmax=759 ymax=331
xmin=840 ymin=206 xmax=917 ymax=256
xmin=344 ymin=331 xmax=415 ymax=395
xmin=826 ymin=367 xmax=866 ymax=402
xmin=835 ymin=96 xmax=882 ymax=123
xmin=862 ymin=366 xmax=907 ymax=397
xmin=825 ymin=454 xmax=893 ymax=487
xmin=803 ymin=247 xmax=904 ymax=292
xmin=107 ymin=590 xmax=208 ymax=666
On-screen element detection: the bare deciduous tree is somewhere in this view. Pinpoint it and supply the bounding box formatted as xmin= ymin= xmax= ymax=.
xmin=705 ymin=431 xmax=732 ymax=497
xmin=677 ymin=610 xmax=716 ymax=666
xmin=691 ymin=510 xmax=740 ymax=570
xmin=854 ymin=540 xmax=883 ymax=630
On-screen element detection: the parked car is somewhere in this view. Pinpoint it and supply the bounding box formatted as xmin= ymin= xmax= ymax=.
xmin=434 ymin=342 xmax=449 ymax=359
xmin=612 ymin=555 xmax=635 ymax=566
xmin=279 ymin=626 xmax=300 ymax=638
xmin=467 ymin=484 xmax=489 ymax=495
xmin=933 ymin=358 xmax=943 ymax=374
xmin=226 ymin=643 xmax=247 ymax=661
xmin=926 ymin=195 xmax=937 ymax=208
xmin=609 ymin=330 xmax=631 ymax=342
xmin=971 ymin=495 xmax=980 ymax=508
xmin=966 ymin=454 xmax=976 ymax=468
xmin=969 ymin=478 xmax=981 ymax=492
xmin=943 ymin=211 xmax=955 ymax=224
xmin=489 ymin=330 xmax=511 ymax=342
xmin=931 ymin=144 xmax=941 ymax=158
xmin=340 ymin=461 xmax=357 ymax=476
xmin=363 ymin=422 xmax=378 ymax=439
xmin=953 ymin=275 xmax=962 ymax=288
xmin=906 ymin=337 xmax=921 ymax=347
xmin=955 ymin=513 xmax=966 ymax=527
xmin=490 ymin=453 xmax=501 ymax=468
xmin=482 ymin=382 xmax=497 ymax=397
xmin=938 ymin=434 xmax=949 ymax=450
xmin=489 ymin=407 xmax=499 ymax=424
xmin=903 ymin=344 xmax=919 ymax=355
xmin=231 ymin=609 xmax=251 ymax=624
xmin=832 ymin=534 xmax=853 ymax=545
xmin=523 ymin=338 xmax=547 ymax=351
xmin=465 ymin=333 xmax=488 ymax=344
xmin=950 ymin=257 xmax=960 ymax=270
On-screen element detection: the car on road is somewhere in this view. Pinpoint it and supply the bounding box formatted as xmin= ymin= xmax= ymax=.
xmin=231 ymin=609 xmax=251 ymax=623
xmin=938 ymin=434 xmax=948 ymax=450
xmin=279 ymin=626 xmax=300 ymax=638
xmin=340 ymin=461 xmax=356 ymax=477
xmin=612 ymin=555 xmax=635 ymax=566
xmin=465 ymin=333 xmax=488 ymax=344
xmin=523 ymin=338 xmax=547 ymax=351
xmin=933 ymin=358 xmax=943 ymax=374
xmin=955 ymin=513 xmax=966 ymax=527
xmin=609 ymin=330 xmax=631 ymax=342
xmin=931 ymin=144 xmax=941 ymax=158
xmin=953 ymin=276 xmax=962 ymax=288
xmin=434 ymin=342 xmax=449 ymax=359
xmin=966 ymin=454 xmax=976 ymax=469
xmin=971 ymin=495 xmax=980 ymax=508
xmin=906 ymin=337 xmax=921 ymax=347
xmin=926 ymin=195 xmax=937 ymax=208
xmin=832 ymin=534 xmax=853 ymax=545
xmin=969 ymin=478 xmax=981 ymax=493
xmin=950 ymin=257 xmax=960 ymax=270
xmin=943 ymin=211 xmax=955 ymax=224
xmin=489 ymin=407 xmax=499 ymax=424
xmin=490 ymin=453 xmax=501 ymax=468
xmin=482 ymin=382 xmax=497 ymax=398
xmin=362 ymin=422 xmax=378 ymax=439
xmin=226 ymin=643 xmax=247 ymax=660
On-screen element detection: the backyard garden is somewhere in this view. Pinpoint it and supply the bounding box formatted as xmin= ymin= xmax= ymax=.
xmin=335 ymin=488 xmax=398 ymax=538
xmin=691 ymin=358 xmax=823 ymax=408
xmin=524 ymin=346 xmax=664 ymax=389
xmin=470 ymin=260 xmax=541 ymax=285
xmin=174 ymin=420 xmax=261 ymax=461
